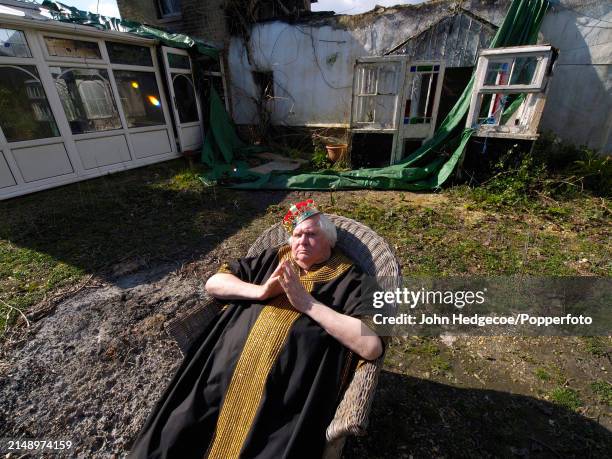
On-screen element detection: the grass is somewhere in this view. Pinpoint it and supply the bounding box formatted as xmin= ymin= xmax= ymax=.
xmin=0 ymin=160 xmax=273 ymax=330
xmin=534 ymin=367 xmax=552 ymax=381
xmin=590 ymin=380 xmax=612 ymax=406
xmin=549 ymin=387 xmax=583 ymax=411
xmin=582 ymin=337 xmax=610 ymax=357
xmin=1 ymin=147 xmax=610 ymax=333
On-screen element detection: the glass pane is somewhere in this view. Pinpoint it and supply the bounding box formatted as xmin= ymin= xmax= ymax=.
xmin=377 ymin=64 xmax=399 ymax=95
xmin=51 ymin=67 xmax=121 ymax=134
xmin=45 ymin=37 xmax=101 ymax=59
xmin=406 ymin=72 xmax=435 ymax=124
xmin=374 ymin=95 xmax=397 ymax=129
xmin=0 ymin=29 xmax=31 ymax=58
xmin=477 ymin=93 xmax=509 ymax=125
xmin=172 ymin=73 xmax=198 ymax=123
xmin=354 ymin=95 xmax=396 ymax=128
xmin=510 ymin=56 xmax=538 ymax=85
xmin=0 ymin=65 xmax=59 ymax=142
xmin=356 ymin=65 xmax=377 ymax=95
xmin=107 ymin=42 xmax=153 ymax=66
xmin=484 ymin=61 xmax=510 ymax=86
xmin=355 ymin=96 xmax=376 ymax=124
xmin=167 ymin=53 xmax=190 ymax=70
xmin=114 ymin=71 xmax=165 ymax=128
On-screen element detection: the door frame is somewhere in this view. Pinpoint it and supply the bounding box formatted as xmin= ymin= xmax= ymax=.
xmin=349 ymin=56 xmax=445 ymax=165
xmin=161 ymin=46 xmax=204 ymax=151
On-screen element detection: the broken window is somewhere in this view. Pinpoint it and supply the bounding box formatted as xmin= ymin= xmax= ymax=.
xmin=466 ymin=45 xmax=553 ymax=139
xmin=404 ymin=64 xmax=441 ymax=125
xmin=352 ymin=59 xmax=402 ymax=131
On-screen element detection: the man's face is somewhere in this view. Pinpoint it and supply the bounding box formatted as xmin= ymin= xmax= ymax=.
xmin=290 ymin=215 xmax=331 ymax=268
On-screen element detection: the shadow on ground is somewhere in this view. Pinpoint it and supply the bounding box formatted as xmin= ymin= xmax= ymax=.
xmin=345 ymin=370 xmax=612 ymax=458
xmin=0 ymin=160 xmax=289 ymax=313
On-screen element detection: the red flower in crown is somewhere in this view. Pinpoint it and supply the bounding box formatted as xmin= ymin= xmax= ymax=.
xmin=283 ymin=199 xmax=321 ymax=233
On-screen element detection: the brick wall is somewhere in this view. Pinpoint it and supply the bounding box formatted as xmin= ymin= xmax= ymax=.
xmin=116 ymin=0 xmax=161 ymax=26
xmin=181 ymin=0 xmax=228 ymax=45
xmin=117 ymin=1 xmax=313 ymax=45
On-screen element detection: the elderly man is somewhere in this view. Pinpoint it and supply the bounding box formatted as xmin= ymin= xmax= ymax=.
xmin=129 ymin=200 xmax=382 ymax=459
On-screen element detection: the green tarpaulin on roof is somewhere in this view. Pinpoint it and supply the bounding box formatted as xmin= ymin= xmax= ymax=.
xmin=41 ymin=1 xmax=219 ymax=59
xmin=200 ymin=0 xmax=548 ymax=191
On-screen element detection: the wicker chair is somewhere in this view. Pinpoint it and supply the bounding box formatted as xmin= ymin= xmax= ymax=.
xmin=165 ymin=214 xmax=402 ymax=458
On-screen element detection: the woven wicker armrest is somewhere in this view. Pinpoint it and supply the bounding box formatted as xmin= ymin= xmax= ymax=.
xmin=164 ymin=296 xmax=223 ymax=355
xmin=325 ymin=355 xmax=384 ymax=442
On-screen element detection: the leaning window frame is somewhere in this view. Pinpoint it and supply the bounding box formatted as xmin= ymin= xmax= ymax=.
xmin=466 ymin=44 xmax=553 ymax=139
xmin=350 ymin=55 xmax=406 ymax=134
xmin=201 ymin=55 xmax=230 ymax=112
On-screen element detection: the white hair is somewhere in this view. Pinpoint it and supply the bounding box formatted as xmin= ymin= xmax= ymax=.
xmin=288 ymin=214 xmax=337 ymax=247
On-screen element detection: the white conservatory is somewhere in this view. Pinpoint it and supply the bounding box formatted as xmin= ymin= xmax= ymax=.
xmin=0 ymin=2 xmax=210 ymax=200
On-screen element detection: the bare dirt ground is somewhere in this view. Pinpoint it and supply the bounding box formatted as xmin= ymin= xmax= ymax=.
xmin=1 ymin=189 xmax=611 ymax=458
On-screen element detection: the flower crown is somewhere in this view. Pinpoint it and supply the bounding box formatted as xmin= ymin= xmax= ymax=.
xmin=282 ymin=199 xmax=321 ymax=233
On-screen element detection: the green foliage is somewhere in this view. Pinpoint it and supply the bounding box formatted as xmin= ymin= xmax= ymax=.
xmin=311 ymin=147 xmax=332 ymax=170
xmin=534 ymin=367 xmax=552 ymax=381
xmin=590 ymin=380 xmax=612 ymax=406
xmin=431 ymin=355 xmax=452 ymax=375
xmin=461 ymin=135 xmax=611 ymax=209
xmin=582 ymin=337 xmax=610 ymax=357
xmin=571 ymin=150 xmax=612 ymax=194
xmin=549 ymin=387 xmax=583 ymax=411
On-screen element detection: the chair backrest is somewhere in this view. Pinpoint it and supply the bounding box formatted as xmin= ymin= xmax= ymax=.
xmin=247 ymin=214 xmax=402 ymax=283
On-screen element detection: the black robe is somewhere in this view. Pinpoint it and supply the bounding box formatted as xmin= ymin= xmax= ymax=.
xmin=129 ymin=245 xmax=373 ymax=459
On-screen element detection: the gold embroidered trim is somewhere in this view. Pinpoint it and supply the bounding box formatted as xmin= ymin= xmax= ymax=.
xmin=278 ymin=245 xmax=353 ymax=284
xmin=206 ymin=296 xmax=299 ymax=459
xmin=217 ymin=262 xmax=233 ymax=274
xmin=206 ymin=245 xmax=354 ymax=458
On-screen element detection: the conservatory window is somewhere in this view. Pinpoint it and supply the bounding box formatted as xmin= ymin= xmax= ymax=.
xmin=106 ymin=42 xmax=153 ymax=67
xmin=114 ymin=70 xmax=165 ymax=128
xmin=0 ymin=65 xmax=59 ymax=142
xmin=167 ymin=52 xmax=190 ymax=70
xmin=51 ymin=67 xmax=121 ymax=134
xmin=44 ymin=36 xmax=101 ymax=60
xmin=171 ymin=73 xmax=198 ymax=123
xmin=0 ymin=28 xmax=31 ymax=58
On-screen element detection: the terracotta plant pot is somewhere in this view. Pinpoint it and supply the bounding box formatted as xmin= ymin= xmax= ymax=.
xmin=325 ymin=144 xmax=347 ymax=162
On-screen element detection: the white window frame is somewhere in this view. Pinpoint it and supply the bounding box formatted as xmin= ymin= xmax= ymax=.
xmin=0 ymin=16 xmax=179 ymax=199
xmin=201 ymin=55 xmax=230 ymax=112
xmin=350 ymin=55 xmax=406 ymax=134
xmin=40 ymin=32 xmax=105 ymax=64
xmin=161 ymin=46 xmax=204 ymax=152
xmin=466 ymin=44 xmax=553 ymax=139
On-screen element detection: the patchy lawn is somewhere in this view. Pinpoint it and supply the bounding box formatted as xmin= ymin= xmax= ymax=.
xmin=0 ymin=159 xmax=610 ymax=457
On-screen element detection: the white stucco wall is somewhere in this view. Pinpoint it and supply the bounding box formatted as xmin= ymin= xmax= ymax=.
xmin=539 ymin=0 xmax=612 ymax=152
xmin=227 ymin=0 xmax=611 ymax=153
xmin=227 ymin=0 xmax=485 ymax=127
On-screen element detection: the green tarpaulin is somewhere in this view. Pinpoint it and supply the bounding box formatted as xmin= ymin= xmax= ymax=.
xmin=41 ymin=1 xmax=219 ymax=59
xmin=201 ymin=0 xmax=548 ymax=191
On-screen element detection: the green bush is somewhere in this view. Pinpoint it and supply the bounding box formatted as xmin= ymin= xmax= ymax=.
xmin=549 ymin=387 xmax=583 ymax=411
xmin=311 ymin=147 xmax=332 ymax=170
xmin=463 ymin=135 xmax=611 ymax=208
